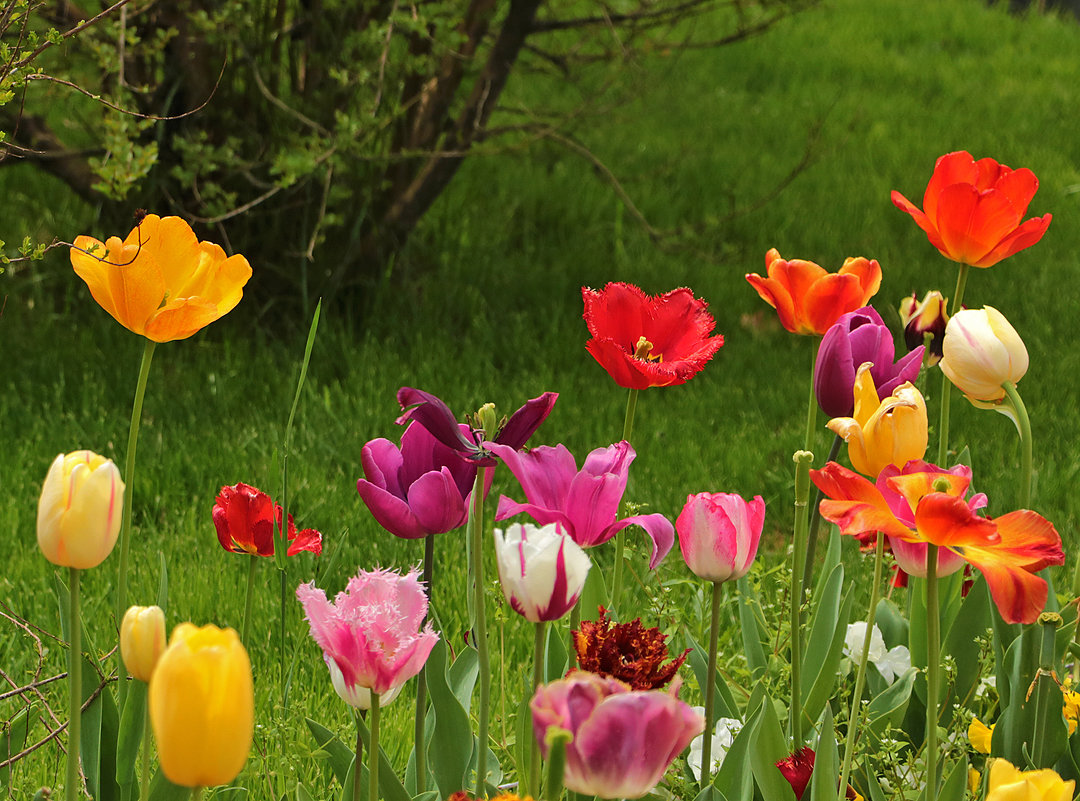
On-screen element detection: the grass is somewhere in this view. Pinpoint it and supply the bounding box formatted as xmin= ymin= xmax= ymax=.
xmin=3 ymin=0 xmax=1080 ymax=796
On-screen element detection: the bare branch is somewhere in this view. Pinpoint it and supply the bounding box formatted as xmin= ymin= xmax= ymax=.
xmin=13 ymin=0 xmax=139 ymax=70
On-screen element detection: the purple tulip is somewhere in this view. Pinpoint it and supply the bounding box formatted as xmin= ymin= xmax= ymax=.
xmin=357 ymin=421 xmax=484 ymax=539
xmin=396 ymin=387 xmax=558 ymax=466
xmin=486 ymin=440 xmax=675 ymax=569
xmin=813 ymin=306 xmax=924 ymax=418
xmin=531 ymin=672 xmax=704 ymax=799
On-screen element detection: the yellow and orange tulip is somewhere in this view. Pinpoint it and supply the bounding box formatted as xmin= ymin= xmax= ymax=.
xmin=827 ymin=364 xmax=928 ymax=478
xmin=37 ymin=451 xmax=124 ymax=569
xmin=149 ymin=623 xmax=253 ymax=787
xmin=120 ymin=605 xmax=167 ymax=682
xmin=745 ymin=248 xmax=881 ymax=335
xmin=986 ymin=758 xmax=1074 ymax=801
xmin=70 ymin=214 xmax=252 ymax=343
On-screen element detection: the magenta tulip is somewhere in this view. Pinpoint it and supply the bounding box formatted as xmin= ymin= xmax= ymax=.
xmin=297 ymin=567 xmax=438 ymax=709
xmin=531 ymin=672 xmax=704 ymax=799
xmin=813 ymin=306 xmax=924 ymax=418
xmin=676 ymin=492 xmax=764 ymax=583
xmin=487 ymin=440 xmax=675 ymax=569
xmin=357 ymin=421 xmax=483 ymax=539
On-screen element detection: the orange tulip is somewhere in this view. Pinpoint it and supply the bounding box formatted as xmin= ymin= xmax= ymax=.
xmin=891 ymin=151 xmax=1051 ymax=268
xmin=71 ymin=215 xmax=252 ymax=342
xmin=745 ymin=249 xmax=882 ymax=335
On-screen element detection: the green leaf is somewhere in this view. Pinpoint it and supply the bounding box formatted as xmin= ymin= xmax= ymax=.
xmin=306 ymin=717 xmax=354 ymax=786
xmin=712 ymin=713 xmax=753 ymax=800
xmin=692 ymin=787 xmax=729 ymax=801
xmin=116 ymin=680 xmax=148 ymax=789
xmin=426 ymin=639 xmax=476 ymax=797
xmin=296 ymin=784 xmax=314 ymax=801
xmin=864 ymin=667 xmax=917 ymax=743
xmin=943 ymin=575 xmax=991 ymax=712
xmin=810 ymin=524 xmax=842 ymax=609
xmin=809 ymin=705 xmax=838 ymax=801
xmin=157 ymin=551 xmax=169 ymax=611
xmin=1 ymin=704 xmax=35 ymax=789
xmin=874 ymin=598 xmax=908 ymax=651
xmin=684 ymin=628 xmax=738 ymax=720
xmin=747 ymin=689 xmax=796 ymax=801
xmin=146 ymin=768 xmax=188 ymax=801
xmin=802 ymin=567 xmax=854 ymax=727
xmin=939 ymin=752 xmax=969 ymax=800
xmin=736 ymin=576 xmax=769 ymax=680
xmin=544 ymin=621 xmax=568 ymax=683
xmin=578 ymin=566 xmax=607 ymax=623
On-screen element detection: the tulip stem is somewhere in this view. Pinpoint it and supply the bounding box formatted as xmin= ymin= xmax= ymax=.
xmin=790 ymin=450 xmax=814 ymax=748
xmin=611 ymin=388 xmax=639 ymax=615
xmin=354 ymin=712 xmax=364 ymax=801
xmin=544 ymin=727 xmax=572 ymax=801
xmin=937 ymin=264 xmax=969 ymax=466
xmin=838 ymin=532 xmax=884 ymax=801
xmin=1002 ymin=381 xmax=1033 ymax=508
xmin=139 ymin=707 xmax=151 ymax=801
xmin=469 ymin=467 xmax=492 ymax=797
xmin=804 ymin=342 xmax=819 ymax=454
xmin=700 ymin=580 xmax=722 ymax=789
xmin=241 ymin=554 xmax=258 ymax=646
xmin=529 ymin=620 xmax=547 ymax=797
xmin=370 ymin=691 xmax=381 ymax=801
xmin=801 ymin=434 xmax=842 ymax=607
xmin=925 ymin=544 xmax=941 ymax=800
xmin=414 ymin=533 xmax=435 ymax=795
xmin=67 ymin=567 xmax=81 ymax=801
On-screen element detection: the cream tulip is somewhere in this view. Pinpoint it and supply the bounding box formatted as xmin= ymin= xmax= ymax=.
xmin=940 ymin=306 xmax=1028 ymax=402
xmin=37 ymin=451 xmax=124 ymax=569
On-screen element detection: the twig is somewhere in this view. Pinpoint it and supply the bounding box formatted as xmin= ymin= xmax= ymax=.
xmin=13 ymin=0 xmax=139 ymax=70
xmin=305 ymin=163 xmax=334 ymax=261
xmin=371 ymin=0 xmax=399 ymax=117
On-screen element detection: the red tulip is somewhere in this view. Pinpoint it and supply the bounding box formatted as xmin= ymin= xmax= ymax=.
xmin=213 ymin=483 xmax=322 ymax=557
xmin=581 ymin=283 xmax=724 ymax=390
xmin=891 ymin=151 xmax=1051 ymax=268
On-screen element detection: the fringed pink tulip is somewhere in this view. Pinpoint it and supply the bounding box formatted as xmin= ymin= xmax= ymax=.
xmin=676 ymin=492 xmax=764 ymax=583
xmin=297 ymin=567 xmax=438 ymax=709
xmin=531 ymin=672 xmax=704 ymax=799
xmin=487 ymin=440 xmax=674 ymax=569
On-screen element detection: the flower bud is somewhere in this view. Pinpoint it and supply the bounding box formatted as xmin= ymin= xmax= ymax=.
xmin=494 ymin=523 xmax=590 ymax=622
xmin=37 ymin=451 xmax=124 ymax=569
xmin=939 ymin=306 xmax=1028 ymax=402
xmin=120 ymin=605 xmax=166 ymax=682
xmin=899 ymin=290 xmax=948 ymax=365
xmin=676 ymin=492 xmax=764 ymax=583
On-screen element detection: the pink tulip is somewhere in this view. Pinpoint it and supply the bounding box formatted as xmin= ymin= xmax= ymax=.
xmin=531 ymin=672 xmax=704 ymax=799
xmin=487 ymin=440 xmax=674 ymax=569
xmin=676 ymin=492 xmax=765 ymax=583
xmin=297 ymin=567 xmax=438 ymax=709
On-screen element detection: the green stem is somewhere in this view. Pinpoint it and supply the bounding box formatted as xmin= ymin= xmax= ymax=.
xmin=354 ymin=713 xmax=363 ymax=801
xmin=622 ymin=387 xmax=639 ymax=445
xmin=279 ymin=567 xmax=287 ymax=701
xmin=544 ymin=728 xmax=572 ymax=801
xmin=190 ymin=788 xmax=203 ymax=801
xmin=838 ymin=532 xmax=885 ymax=801
xmin=700 ymin=581 xmax=723 ymax=789
xmin=469 ymin=467 xmax=491 ymax=797
xmin=370 ymin=692 xmax=381 ymax=801
xmin=1002 ymin=381 xmax=1032 ymax=509
xmin=790 ymin=450 xmax=814 ymax=746
xmin=241 ymin=554 xmax=258 ymax=646
xmin=67 ymin=567 xmax=81 ymax=801
xmin=568 ymin=599 xmax=581 ymax=666
xmin=804 ymin=341 xmax=819 ymax=454
xmin=139 ymin=705 xmax=151 ymax=801
xmin=529 ymin=620 xmax=548 ymax=797
xmin=611 ymin=387 xmax=639 ymax=613
xmin=925 ymin=544 xmax=941 ymax=800
xmin=936 ymin=264 xmax=969 ymax=466
xmin=801 ymin=434 xmax=843 ymax=605
xmin=414 ymin=533 xmax=435 ymax=795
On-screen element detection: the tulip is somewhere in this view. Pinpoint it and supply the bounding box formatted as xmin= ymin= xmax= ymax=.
xmin=148 ymin=623 xmax=254 ymax=788
xmin=776 ymin=747 xmax=863 ymax=800
xmin=826 ymin=364 xmax=928 ymax=478
xmin=939 ymin=306 xmax=1028 ymax=403
xmin=494 ymin=523 xmax=590 ymax=622
xmin=676 ymin=492 xmax=764 ymax=583
xmin=531 ymin=672 xmax=704 ymax=799
xmin=37 ymin=450 xmax=124 ymax=569
xmin=899 ymin=290 xmax=948 ymax=365
xmin=745 ymin=248 xmax=882 ymax=335
xmin=357 ymin=421 xmax=481 ymax=539
xmin=213 ymin=482 xmax=323 ymax=557
xmin=986 ymin=759 xmax=1074 ymax=801
xmin=891 ymin=151 xmax=1051 ymax=268
xmin=297 ymin=567 xmax=438 ymax=707
xmin=814 ymin=306 xmax=924 ymax=418
xmin=487 ymin=440 xmax=674 ymax=569
xmin=71 ymin=214 xmax=252 ymax=342
xmin=572 ymin=607 xmax=690 ymax=691
xmin=120 ymin=605 xmax=167 ymax=682
xmin=580 ymin=282 xmax=725 ymax=390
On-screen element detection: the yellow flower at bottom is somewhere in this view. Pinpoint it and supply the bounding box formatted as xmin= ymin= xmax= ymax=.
xmin=986 ymin=758 xmax=1074 ymax=801
xmin=149 ymin=623 xmax=253 ymax=787
xmin=120 ymin=605 xmax=166 ymax=682
xmin=969 ymin=716 xmax=994 ymax=754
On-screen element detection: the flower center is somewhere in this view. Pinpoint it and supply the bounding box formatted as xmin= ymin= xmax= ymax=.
xmin=633 ymin=336 xmax=662 ymax=362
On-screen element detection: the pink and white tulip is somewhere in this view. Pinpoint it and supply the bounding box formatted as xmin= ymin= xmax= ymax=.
xmin=531 ymin=672 xmax=704 ymax=799
xmin=297 ymin=567 xmax=438 ymax=709
xmin=675 ymin=492 xmax=764 ymax=583
xmin=494 ymin=522 xmax=591 ymax=622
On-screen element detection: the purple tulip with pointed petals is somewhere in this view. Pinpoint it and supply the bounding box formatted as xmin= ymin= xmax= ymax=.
xmin=814 ymin=306 xmax=925 ymax=418
xmin=486 ymin=440 xmax=675 ymax=569
xmin=396 ymin=387 xmax=558 ymax=466
xmin=357 ymin=421 xmax=484 ymax=539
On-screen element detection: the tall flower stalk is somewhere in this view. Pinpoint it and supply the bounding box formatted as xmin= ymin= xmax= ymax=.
xmin=67 ymin=567 xmax=82 ymax=801
xmin=469 ymin=466 xmax=492 ymax=796
xmin=936 ymin=263 xmax=969 ymax=465
xmin=925 ymin=543 xmax=941 ymax=800
xmin=790 ymin=450 xmax=813 ymax=746
xmin=611 ymin=385 xmax=639 ymax=610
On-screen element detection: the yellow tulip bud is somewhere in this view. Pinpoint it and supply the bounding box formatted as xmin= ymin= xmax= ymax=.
xmin=940 ymin=306 xmax=1028 ymax=402
xmin=149 ymin=623 xmax=254 ymax=787
xmin=986 ymin=758 xmax=1074 ymax=801
xmin=827 ymin=364 xmax=928 ymax=477
xmin=120 ymin=605 xmax=166 ymax=682
xmin=37 ymin=451 xmax=124 ymax=569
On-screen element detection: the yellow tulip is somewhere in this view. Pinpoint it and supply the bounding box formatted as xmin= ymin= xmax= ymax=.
xmin=70 ymin=215 xmax=252 ymax=343
xmin=827 ymin=364 xmax=928 ymax=477
xmin=986 ymin=758 xmax=1074 ymax=801
xmin=968 ymin=716 xmax=993 ymax=754
xmin=37 ymin=451 xmax=124 ymax=569
xmin=940 ymin=306 xmax=1028 ymax=403
xmin=149 ymin=623 xmax=253 ymax=787
xmin=120 ymin=605 xmax=166 ymax=682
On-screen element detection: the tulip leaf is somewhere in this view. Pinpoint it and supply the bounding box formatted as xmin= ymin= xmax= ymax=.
xmin=692 ymin=787 xmax=728 ymax=801
xmin=354 ymin=714 xmax=412 ymax=801
xmin=864 ymin=666 xmax=917 ymax=744
xmin=736 ymin=576 xmax=769 ymax=680
xmin=514 ymin=692 xmax=533 ymax=798
xmin=711 ymin=713 xmax=753 ymax=800
xmin=157 ymin=550 xmax=169 ymax=611
xmin=801 ymin=566 xmax=854 ymax=727
xmin=579 ymin=566 xmax=607 ymax=624
xmin=426 ymin=639 xmax=476 ymax=798
xmin=684 ymin=629 xmax=738 ymax=720
xmin=873 ymin=598 xmax=908 ymax=651
xmin=942 ymin=573 xmax=991 ymax=712
xmin=0 ymin=703 xmax=35 ymax=789
xmin=305 ymin=717 xmax=354 ymax=786
xmin=146 ymin=768 xmax=188 ymax=801
xmin=939 ymin=752 xmax=968 ymax=800
xmin=115 ymin=679 xmax=148 ymax=788
xmin=808 ymin=704 xmax=838 ymax=801
xmin=747 ymin=689 xmax=796 ymax=801
xmin=809 ymin=524 xmax=841 ymax=609
xmin=544 ymin=622 xmax=568 ymax=683
xmin=296 ymin=784 xmax=314 ymax=801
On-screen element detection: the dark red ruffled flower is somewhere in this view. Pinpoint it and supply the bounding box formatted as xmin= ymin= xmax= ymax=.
xmin=572 ymin=607 xmax=689 ymax=690
xmin=213 ymin=482 xmax=322 ymax=557
xmin=582 ymin=283 xmax=724 ymax=390
xmin=777 ymin=747 xmax=861 ymax=800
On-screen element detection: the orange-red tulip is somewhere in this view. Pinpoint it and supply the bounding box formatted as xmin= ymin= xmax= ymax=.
xmin=745 ymin=249 xmax=882 ymax=335
xmin=891 ymin=151 xmax=1051 ymax=268
xmin=71 ymin=214 xmax=252 ymax=342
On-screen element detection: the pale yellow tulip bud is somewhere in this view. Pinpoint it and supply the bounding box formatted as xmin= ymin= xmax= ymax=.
xmin=940 ymin=306 xmax=1028 ymax=402
xmin=37 ymin=451 xmax=124 ymax=569
xmin=120 ymin=605 xmax=166 ymax=682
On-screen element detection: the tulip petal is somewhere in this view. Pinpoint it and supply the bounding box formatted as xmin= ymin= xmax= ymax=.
xmin=71 ymin=234 xmax=165 ymax=337
xmin=811 ymin=462 xmax=912 ymax=541
xmin=406 ymin=467 xmax=469 ymax=534
xmin=977 ymin=213 xmax=1052 ymax=269
xmin=396 ymin=387 xmax=480 ymax=454
xmin=909 ymin=493 xmax=998 ymax=549
xmin=487 ymin=442 xmax=580 ymax=511
xmin=496 ymin=391 xmax=559 ymax=451
xmin=605 ymin=512 xmax=675 ymax=569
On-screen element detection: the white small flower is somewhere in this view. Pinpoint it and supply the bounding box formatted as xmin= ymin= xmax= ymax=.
xmin=843 ymin=621 xmax=910 ymax=684
xmin=687 ymin=709 xmax=743 ymax=781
